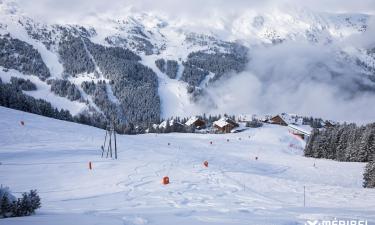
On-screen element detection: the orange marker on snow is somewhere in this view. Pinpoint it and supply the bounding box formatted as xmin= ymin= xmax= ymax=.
xmin=162 ymin=176 xmax=169 ymax=185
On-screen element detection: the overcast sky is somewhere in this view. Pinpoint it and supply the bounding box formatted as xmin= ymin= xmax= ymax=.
xmin=15 ymin=0 xmax=375 ymax=23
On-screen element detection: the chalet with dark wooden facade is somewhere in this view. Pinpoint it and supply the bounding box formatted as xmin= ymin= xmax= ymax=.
xmin=185 ymin=116 xmax=206 ymax=129
xmin=213 ymin=117 xmax=239 ymax=133
xmin=269 ymin=115 xmax=288 ymax=126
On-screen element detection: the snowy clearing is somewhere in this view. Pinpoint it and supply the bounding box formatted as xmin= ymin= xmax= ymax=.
xmin=0 ymin=68 xmax=87 ymax=115
xmin=0 ymin=107 xmax=374 ymax=225
xmin=141 ymin=55 xmax=202 ymax=118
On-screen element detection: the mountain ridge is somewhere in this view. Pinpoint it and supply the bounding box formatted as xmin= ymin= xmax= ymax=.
xmin=0 ymin=0 xmax=374 ymax=126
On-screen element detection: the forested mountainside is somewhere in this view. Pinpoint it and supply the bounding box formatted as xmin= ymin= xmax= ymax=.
xmin=0 ymin=0 xmax=375 ymax=129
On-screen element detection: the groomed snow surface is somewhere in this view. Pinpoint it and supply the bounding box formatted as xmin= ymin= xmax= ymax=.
xmin=0 ymin=107 xmax=374 ymax=225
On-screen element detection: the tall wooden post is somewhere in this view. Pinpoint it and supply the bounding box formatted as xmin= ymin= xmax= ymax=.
xmin=109 ymin=129 xmax=113 ymax=158
xmin=303 ymin=185 xmax=306 ymax=207
xmin=114 ymin=134 xmax=117 ymax=159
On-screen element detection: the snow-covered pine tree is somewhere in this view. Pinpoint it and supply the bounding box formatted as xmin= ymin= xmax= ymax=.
xmin=336 ymin=124 xmax=351 ymax=161
xmin=363 ymin=161 xmax=375 ymax=188
xmin=304 ymin=129 xmax=318 ymax=157
xmin=0 ymin=195 xmax=12 ymax=218
xmin=164 ymin=119 xmax=171 ymax=133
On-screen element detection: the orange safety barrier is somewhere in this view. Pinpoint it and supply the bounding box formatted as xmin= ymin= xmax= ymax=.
xmin=203 ymin=160 xmax=208 ymax=167
xmin=162 ymin=176 xmax=169 ymax=185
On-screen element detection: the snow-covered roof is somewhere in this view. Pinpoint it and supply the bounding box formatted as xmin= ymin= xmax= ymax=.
xmin=324 ymin=120 xmax=338 ymax=126
xmin=275 ymin=113 xmax=303 ymax=125
xmin=213 ymin=118 xmax=229 ymax=128
xmin=158 ymin=121 xmax=167 ymax=129
xmin=288 ymin=124 xmax=312 ymax=135
xmin=213 ymin=117 xmax=238 ymax=128
xmin=185 ymin=116 xmax=200 ymax=126
xmin=158 ymin=119 xmax=184 ymax=129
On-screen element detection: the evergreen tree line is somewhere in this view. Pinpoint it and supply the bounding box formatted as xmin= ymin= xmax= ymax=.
xmin=0 ymin=79 xmax=73 ymax=121
xmin=0 ymin=187 xmax=41 ymax=218
xmin=58 ymin=35 xmax=96 ymax=76
xmin=302 ymin=117 xmax=325 ymax=128
xmin=81 ymin=80 xmax=125 ymax=127
xmin=305 ymin=123 xmax=375 ymax=162
xmin=47 ymin=79 xmax=82 ymax=101
xmin=129 ymin=36 xmax=156 ymax=55
xmin=0 ymin=34 xmax=51 ymax=80
xmin=147 ymin=118 xmax=194 ymax=134
xmin=181 ymin=50 xmax=247 ymax=87
xmin=0 ymin=78 xmax=111 ymax=130
xmin=363 ymin=162 xmax=375 ymax=188
xmin=246 ymin=119 xmax=263 ymax=128
xmin=58 ymin=33 xmax=161 ymax=125
xmin=155 ymin=58 xmax=179 ymax=79
xmin=10 ymin=77 xmax=37 ymax=91
xmin=105 ymin=34 xmax=156 ymax=56
xmin=304 ymin=123 xmax=375 ymax=188
xmin=0 ymin=76 xmax=148 ymax=135
xmin=181 ymin=62 xmax=209 ymax=86
xmin=84 ymin=38 xmax=160 ymax=125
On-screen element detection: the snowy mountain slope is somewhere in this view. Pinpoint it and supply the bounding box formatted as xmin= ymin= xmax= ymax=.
xmin=0 ymin=0 xmax=374 ymax=125
xmin=229 ymin=7 xmax=369 ymax=45
xmin=0 ymin=107 xmax=374 ymax=225
xmin=0 ymin=67 xmax=87 ymax=115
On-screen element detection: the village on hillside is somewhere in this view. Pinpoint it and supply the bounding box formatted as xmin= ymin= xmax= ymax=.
xmin=148 ymin=113 xmax=336 ymax=141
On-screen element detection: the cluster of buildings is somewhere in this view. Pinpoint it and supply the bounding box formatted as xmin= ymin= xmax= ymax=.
xmin=153 ymin=116 xmax=241 ymax=134
xmin=153 ymin=113 xmax=334 ymax=138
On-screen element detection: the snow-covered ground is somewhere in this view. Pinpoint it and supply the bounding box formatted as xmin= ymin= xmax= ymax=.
xmin=0 ymin=106 xmax=374 ymax=225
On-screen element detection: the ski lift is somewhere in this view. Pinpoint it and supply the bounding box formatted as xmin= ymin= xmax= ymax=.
xmin=101 ymin=120 xmax=118 ymax=159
